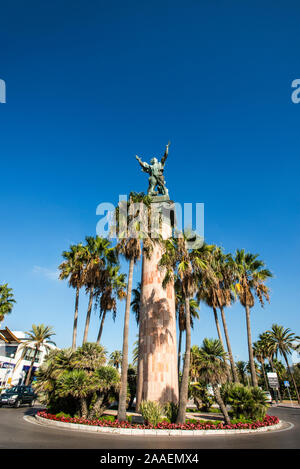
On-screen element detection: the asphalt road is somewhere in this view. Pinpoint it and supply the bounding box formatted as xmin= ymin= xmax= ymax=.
xmin=0 ymin=405 xmax=298 ymax=449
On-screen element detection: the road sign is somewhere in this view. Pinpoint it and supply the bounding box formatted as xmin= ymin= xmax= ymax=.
xmin=267 ymin=372 xmax=279 ymax=389
xmin=284 ymin=381 xmax=290 ymax=387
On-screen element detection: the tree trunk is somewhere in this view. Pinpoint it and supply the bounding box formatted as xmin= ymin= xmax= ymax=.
xmin=177 ymin=329 xmax=182 ymax=384
xmin=219 ymin=306 xmax=239 ymax=383
xmin=282 ymin=351 xmax=300 ymax=404
xmin=212 ymin=384 xmax=231 ymax=425
xmin=176 ymin=296 xmax=191 ymax=424
xmin=72 ymin=286 xmax=80 ymax=351
xmin=135 ymin=321 xmax=143 ymax=411
xmin=96 ymin=310 xmax=107 ymax=344
xmin=269 ymin=357 xmax=281 ymax=402
xmin=245 ymin=305 xmax=258 ymax=387
xmin=80 ymin=397 xmax=88 ymax=418
xmin=213 ymin=307 xmax=231 ymax=381
xmin=117 ymin=258 xmax=134 ymax=421
xmin=260 ymin=359 xmax=269 ymax=390
xmin=25 ymin=347 xmax=38 ymax=386
xmin=82 ymin=287 xmax=94 ymax=344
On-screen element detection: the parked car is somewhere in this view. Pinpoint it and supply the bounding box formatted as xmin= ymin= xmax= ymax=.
xmin=0 ymin=385 xmax=37 ymax=408
xmin=264 ymin=391 xmax=273 ymax=404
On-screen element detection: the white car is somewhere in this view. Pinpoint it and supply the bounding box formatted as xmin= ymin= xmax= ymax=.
xmin=264 ymin=391 xmax=273 ymax=404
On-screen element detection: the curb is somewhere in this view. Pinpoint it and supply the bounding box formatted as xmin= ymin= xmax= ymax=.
xmin=34 ymin=415 xmax=284 ymax=436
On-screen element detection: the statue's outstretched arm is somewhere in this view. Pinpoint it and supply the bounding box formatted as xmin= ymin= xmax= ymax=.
xmin=136 ymin=155 xmax=150 ymax=173
xmin=161 ymin=141 xmax=170 ymax=165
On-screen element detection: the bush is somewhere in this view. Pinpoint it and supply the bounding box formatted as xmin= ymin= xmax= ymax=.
xmin=189 ymin=382 xmax=213 ymax=412
xmin=55 ymin=411 xmax=72 ymax=419
xmin=98 ymin=415 xmax=116 ymax=422
xmin=34 ymin=346 xmax=120 ymax=419
xmin=164 ymin=402 xmax=178 ymax=423
xmin=139 ymin=400 xmax=164 ymax=426
xmin=221 ymin=383 xmax=268 ymax=420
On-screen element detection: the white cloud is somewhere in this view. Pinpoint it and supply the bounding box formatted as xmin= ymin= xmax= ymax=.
xmin=32 ymin=266 xmax=59 ymax=281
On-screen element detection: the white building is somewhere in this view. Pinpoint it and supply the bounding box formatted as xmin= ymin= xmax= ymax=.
xmin=0 ymin=327 xmax=56 ymax=387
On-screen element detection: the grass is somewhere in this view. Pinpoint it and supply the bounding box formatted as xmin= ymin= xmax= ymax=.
xmin=187 ymin=407 xmax=222 ymax=414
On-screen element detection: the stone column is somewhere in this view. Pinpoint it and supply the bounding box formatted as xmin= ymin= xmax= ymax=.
xmin=136 ymin=200 xmax=178 ymax=405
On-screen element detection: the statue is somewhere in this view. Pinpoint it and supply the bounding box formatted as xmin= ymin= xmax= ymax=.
xmin=135 ymin=142 xmax=170 ymax=197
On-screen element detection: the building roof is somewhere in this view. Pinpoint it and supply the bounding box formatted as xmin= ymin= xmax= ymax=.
xmin=0 ymin=327 xmax=21 ymax=344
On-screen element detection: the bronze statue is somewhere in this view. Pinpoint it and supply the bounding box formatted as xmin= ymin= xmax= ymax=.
xmin=136 ymin=142 xmax=170 ymax=197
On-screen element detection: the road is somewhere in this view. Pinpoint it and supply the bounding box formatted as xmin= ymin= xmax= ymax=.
xmin=0 ymin=405 xmax=298 ymax=449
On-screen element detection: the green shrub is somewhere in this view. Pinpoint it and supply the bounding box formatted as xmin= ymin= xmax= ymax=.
xmin=164 ymin=402 xmax=178 ymax=423
xmin=189 ymin=382 xmax=213 ymax=411
xmin=55 ymin=411 xmax=72 ymax=419
xmin=230 ymin=417 xmax=254 ymax=424
xmin=221 ymin=383 xmax=268 ymax=420
xmin=98 ymin=415 xmax=116 ymax=422
xmin=139 ymin=400 xmax=164 ymax=426
xmin=160 ymin=417 xmax=171 ymax=424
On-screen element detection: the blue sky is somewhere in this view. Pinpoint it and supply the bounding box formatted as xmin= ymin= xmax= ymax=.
xmin=0 ymin=1 xmax=299 ymax=365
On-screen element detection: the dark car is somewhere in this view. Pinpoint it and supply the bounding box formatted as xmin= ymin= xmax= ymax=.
xmin=0 ymin=385 xmax=37 ymax=408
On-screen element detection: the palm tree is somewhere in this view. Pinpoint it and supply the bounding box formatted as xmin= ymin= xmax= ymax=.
xmin=176 ymin=278 xmax=200 ymax=381
xmin=131 ymin=282 xmax=141 ymax=326
xmin=235 ymin=361 xmax=248 ymax=385
xmin=160 ymin=235 xmax=211 ymax=423
xmin=197 ymin=248 xmax=237 ymax=382
xmin=58 ymin=369 xmax=92 ymax=418
xmin=82 ymin=236 xmax=117 ymax=344
xmin=0 ymin=283 xmax=16 ymax=323
xmin=253 ymin=341 xmax=269 ymax=390
xmin=23 ymin=324 xmax=56 ymax=385
xmin=233 ymin=249 xmax=272 ymax=386
xmin=116 ymin=192 xmax=150 ymax=422
xmin=190 ymin=345 xmax=202 ymax=382
xmin=109 ymin=350 xmax=122 ymax=371
xmin=71 ymin=342 xmax=106 ymax=373
xmin=95 ymin=265 xmax=127 ymax=344
xmin=59 ymin=243 xmax=86 ymax=350
xmin=266 ymin=324 xmax=300 ymax=403
xmin=132 ymin=338 xmax=139 ymax=367
xmin=197 ymin=338 xmax=231 ymax=425
xmin=258 ymin=331 xmax=282 ymax=401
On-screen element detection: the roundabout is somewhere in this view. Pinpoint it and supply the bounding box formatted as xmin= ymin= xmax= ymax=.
xmin=0 ymin=406 xmax=297 ymax=449
xmin=34 ymin=411 xmax=282 ymax=436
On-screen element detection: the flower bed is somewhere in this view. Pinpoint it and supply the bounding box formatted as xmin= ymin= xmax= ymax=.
xmin=37 ymin=411 xmax=279 ymax=431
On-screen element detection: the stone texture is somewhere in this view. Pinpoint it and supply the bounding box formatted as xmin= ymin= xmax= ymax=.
xmin=137 ymin=201 xmax=178 ymax=405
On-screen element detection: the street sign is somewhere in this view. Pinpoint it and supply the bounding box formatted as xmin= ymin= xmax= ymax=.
xmin=284 ymin=381 xmax=290 ymax=387
xmin=267 ymin=372 xmax=279 ymax=389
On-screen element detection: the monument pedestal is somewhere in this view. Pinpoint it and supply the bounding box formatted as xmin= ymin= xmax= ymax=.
xmin=136 ymin=200 xmax=178 ymax=405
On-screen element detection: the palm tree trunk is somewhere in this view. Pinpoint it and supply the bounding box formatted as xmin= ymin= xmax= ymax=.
xmin=80 ymin=397 xmax=88 ymax=418
xmin=118 ymin=258 xmax=134 ymax=422
xmin=219 ymin=306 xmax=239 ymax=383
xmin=260 ymin=359 xmax=269 ymax=390
xmin=136 ymin=321 xmax=143 ymax=411
xmin=96 ymin=310 xmax=107 ymax=344
xmin=213 ymin=307 xmax=224 ymax=348
xmin=25 ymin=347 xmax=38 ymax=385
xmin=245 ymin=305 xmax=258 ymax=387
xmin=213 ymin=307 xmax=231 ymax=381
xmin=177 ymin=329 xmax=182 ymax=383
xmin=282 ymin=351 xmax=300 ymax=404
xmin=176 ymin=296 xmax=191 ymax=424
xmin=212 ymin=384 xmax=231 ymax=425
xmin=82 ymin=287 xmax=94 ymax=344
xmin=72 ymin=286 xmax=80 ymax=351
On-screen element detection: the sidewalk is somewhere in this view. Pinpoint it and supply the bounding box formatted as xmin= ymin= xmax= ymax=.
xmin=272 ymin=401 xmax=300 ymax=409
